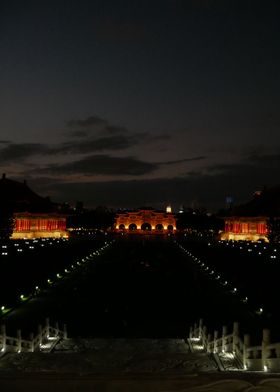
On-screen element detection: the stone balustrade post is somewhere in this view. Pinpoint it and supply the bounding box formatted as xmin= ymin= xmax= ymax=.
xmin=38 ymin=324 xmax=42 ymax=347
xmin=243 ymin=334 xmax=250 ymax=370
xmin=207 ymin=333 xmax=212 ymax=353
xmin=222 ymin=325 xmax=227 ymax=352
xmin=63 ymin=324 xmax=67 ymax=339
xmin=214 ymin=330 xmax=218 ymax=353
xmin=262 ymin=329 xmax=271 ymax=371
xmin=202 ymin=326 xmax=207 ymax=348
xmin=30 ymin=332 xmax=34 ymax=352
xmin=17 ymin=329 xmax=22 ymax=353
xmin=233 ymin=322 xmax=239 ymax=353
xmin=55 ymin=322 xmax=59 ymax=336
xmin=1 ymin=324 xmax=6 ymax=352
xmin=194 ymin=323 xmax=197 ymax=338
xmin=45 ymin=317 xmax=50 ymax=337
xmin=199 ymin=319 xmax=203 ymax=338
xmin=189 ymin=326 xmax=193 ymax=339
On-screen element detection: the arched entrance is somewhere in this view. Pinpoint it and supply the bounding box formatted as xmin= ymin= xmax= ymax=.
xmin=156 ymin=224 xmax=163 ymax=231
xmin=129 ymin=223 xmax=137 ymax=231
xmin=119 ymin=224 xmax=125 ymax=230
xmin=167 ymin=225 xmax=174 ymax=231
xmin=141 ymin=222 xmax=151 ymax=231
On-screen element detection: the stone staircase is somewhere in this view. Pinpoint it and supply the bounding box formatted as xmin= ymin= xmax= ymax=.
xmin=188 ymin=335 xmax=243 ymax=371
xmin=0 ymin=338 xmax=218 ymax=374
xmin=38 ymin=335 xmax=61 ymax=353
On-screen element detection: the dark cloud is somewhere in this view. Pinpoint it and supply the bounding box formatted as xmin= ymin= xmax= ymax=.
xmin=67 ymin=130 xmax=89 ymax=138
xmin=25 ymin=151 xmax=280 ymax=211
xmin=0 ymin=132 xmax=142 ymax=163
xmin=150 ymin=134 xmax=171 ymax=141
xmin=66 ymin=116 xmax=107 ymax=128
xmin=53 ymin=135 xmax=137 ymax=155
xmin=0 ymin=143 xmax=49 ymax=162
xmin=160 ymin=156 xmax=206 ymax=165
xmin=38 ymin=154 xmax=158 ymax=176
xmin=0 ymin=129 xmax=166 ymax=165
xmin=206 ymin=152 xmax=280 ymax=176
xmin=103 ymin=125 xmax=129 ymax=135
xmin=247 ymin=153 xmax=280 ymax=168
xmin=64 ymin=116 xmax=166 ymax=150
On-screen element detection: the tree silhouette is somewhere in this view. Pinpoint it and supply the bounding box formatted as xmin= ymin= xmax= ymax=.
xmin=267 ymin=217 xmax=280 ymax=243
xmin=0 ymin=203 xmax=15 ymax=239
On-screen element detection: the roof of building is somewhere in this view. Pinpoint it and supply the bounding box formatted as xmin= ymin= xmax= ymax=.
xmin=225 ymin=186 xmax=280 ymax=217
xmin=0 ymin=174 xmax=56 ymax=213
xmin=116 ymin=208 xmax=170 ymax=216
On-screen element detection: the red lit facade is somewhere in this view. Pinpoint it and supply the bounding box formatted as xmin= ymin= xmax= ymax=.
xmin=221 ymin=217 xmax=268 ymax=242
xmin=12 ymin=213 xmax=68 ymax=239
xmin=115 ymin=209 xmax=176 ymax=234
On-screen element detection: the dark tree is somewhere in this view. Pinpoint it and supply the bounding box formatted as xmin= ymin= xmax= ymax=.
xmin=176 ymin=209 xmax=223 ymax=236
xmin=0 ymin=204 xmax=15 ymax=239
xmin=267 ymin=217 xmax=280 ymax=243
xmin=67 ymin=206 xmax=115 ymax=231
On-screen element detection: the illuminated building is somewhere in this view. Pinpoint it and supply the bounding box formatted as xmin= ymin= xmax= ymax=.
xmin=12 ymin=212 xmax=67 ymax=239
xmin=221 ymin=216 xmax=268 ymax=242
xmin=220 ymin=186 xmax=280 ymax=242
xmin=0 ymin=174 xmax=68 ymax=239
xmin=115 ymin=208 xmax=176 ymax=233
xmin=166 ymin=205 xmax=172 ymax=213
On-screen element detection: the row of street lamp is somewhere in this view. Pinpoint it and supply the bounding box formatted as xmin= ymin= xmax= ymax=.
xmin=176 ymin=241 xmax=264 ymax=316
xmin=1 ymin=237 xmax=69 ymax=256
xmin=0 ymin=239 xmax=114 ymax=317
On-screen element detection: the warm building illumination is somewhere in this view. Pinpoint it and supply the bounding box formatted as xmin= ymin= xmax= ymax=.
xmin=220 ymin=216 xmax=269 ymax=242
xmin=115 ymin=208 xmax=176 ymax=235
xmin=11 ymin=213 xmax=68 ymax=239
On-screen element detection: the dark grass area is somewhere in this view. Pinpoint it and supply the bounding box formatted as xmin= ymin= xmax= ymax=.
xmin=0 ymin=234 xmax=108 ymax=307
xmin=177 ymin=234 xmax=280 ymax=343
xmin=64 ymin=236 xmax=255 ymax=338
xmin=3 ymin=235 xmax=258 ymax=339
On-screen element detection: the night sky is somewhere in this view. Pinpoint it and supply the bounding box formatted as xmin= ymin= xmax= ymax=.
xmin=1 ymin=1 xmax=280 ymax=211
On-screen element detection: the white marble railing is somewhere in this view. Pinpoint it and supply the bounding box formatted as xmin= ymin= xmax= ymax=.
xmin=189 ymin=319 xmax=280 ymax=372
xmin=0 ymin=318 xmax=66 ymax=354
